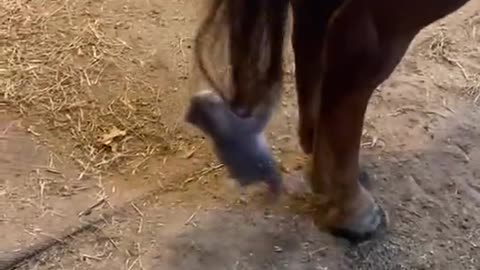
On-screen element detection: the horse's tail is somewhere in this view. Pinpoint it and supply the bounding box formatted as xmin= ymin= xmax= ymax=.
xmin=194 ymin=0 xmax=290 ymax=116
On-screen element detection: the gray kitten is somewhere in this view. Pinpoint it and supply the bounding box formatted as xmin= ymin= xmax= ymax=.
xmin=185 ymin=90 xmax=283 ymax=195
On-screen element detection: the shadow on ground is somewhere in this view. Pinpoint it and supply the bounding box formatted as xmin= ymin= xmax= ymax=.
xmin=162 ymin=106 xmax=479 ymax=270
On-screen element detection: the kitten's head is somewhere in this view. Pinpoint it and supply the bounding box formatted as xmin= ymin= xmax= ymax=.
xmin=185 ymin=90 xmax=230 ymax=137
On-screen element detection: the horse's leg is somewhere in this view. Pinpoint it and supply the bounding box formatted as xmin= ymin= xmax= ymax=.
xmin=313 ymin=0 xmax=470 ymax=240
xmin=290 ymin=0 xmax=343 ymax=154
xmin=308 ymin=0 xmax=418 ymax=242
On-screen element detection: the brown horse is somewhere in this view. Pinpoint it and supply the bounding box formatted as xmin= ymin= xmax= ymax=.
xmin=191 ymin=0 xmax=471 ymax=242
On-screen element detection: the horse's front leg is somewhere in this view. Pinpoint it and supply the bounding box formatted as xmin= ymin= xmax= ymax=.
xmin=312 ymin=90 xmax=382 ymax=242
xmin=308 ymin=0 xmax=416 ymax=242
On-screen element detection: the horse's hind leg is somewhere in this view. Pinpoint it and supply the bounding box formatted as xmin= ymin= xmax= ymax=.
xmin=308 ymin=0 xmax=416 ymax=242
xmin=291 ymin=0 xmax=342 ymax=154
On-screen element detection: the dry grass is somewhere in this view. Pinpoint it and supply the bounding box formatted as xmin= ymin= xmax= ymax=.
xmin=0 ymin=0 xmax=181 ymax=178
xmin=421 ymin=24 xmax=480 ymax=104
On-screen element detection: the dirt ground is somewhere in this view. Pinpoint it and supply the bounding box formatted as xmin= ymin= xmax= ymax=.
xmin=1 ymin=0 xmax=480 ymax=269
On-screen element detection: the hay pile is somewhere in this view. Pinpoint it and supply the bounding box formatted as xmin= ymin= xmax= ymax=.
xmin=0 ymin=0 xmax=181 ymax=178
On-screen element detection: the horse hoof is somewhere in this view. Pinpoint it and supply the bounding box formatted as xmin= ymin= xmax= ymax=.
xmin=328 ymin=203 xmax=388 ymax=244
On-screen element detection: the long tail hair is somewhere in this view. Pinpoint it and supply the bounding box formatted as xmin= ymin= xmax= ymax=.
xmin=194 ymin=0 xmax=290 ymax=116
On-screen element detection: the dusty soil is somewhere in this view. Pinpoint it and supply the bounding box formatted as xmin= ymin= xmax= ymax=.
xmin=1 ymin=0 xmax=480 ymax=269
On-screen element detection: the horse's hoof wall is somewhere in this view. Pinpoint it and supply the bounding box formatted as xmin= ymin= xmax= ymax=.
xmin=328 ymin=204 xmax=388 ymax=245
